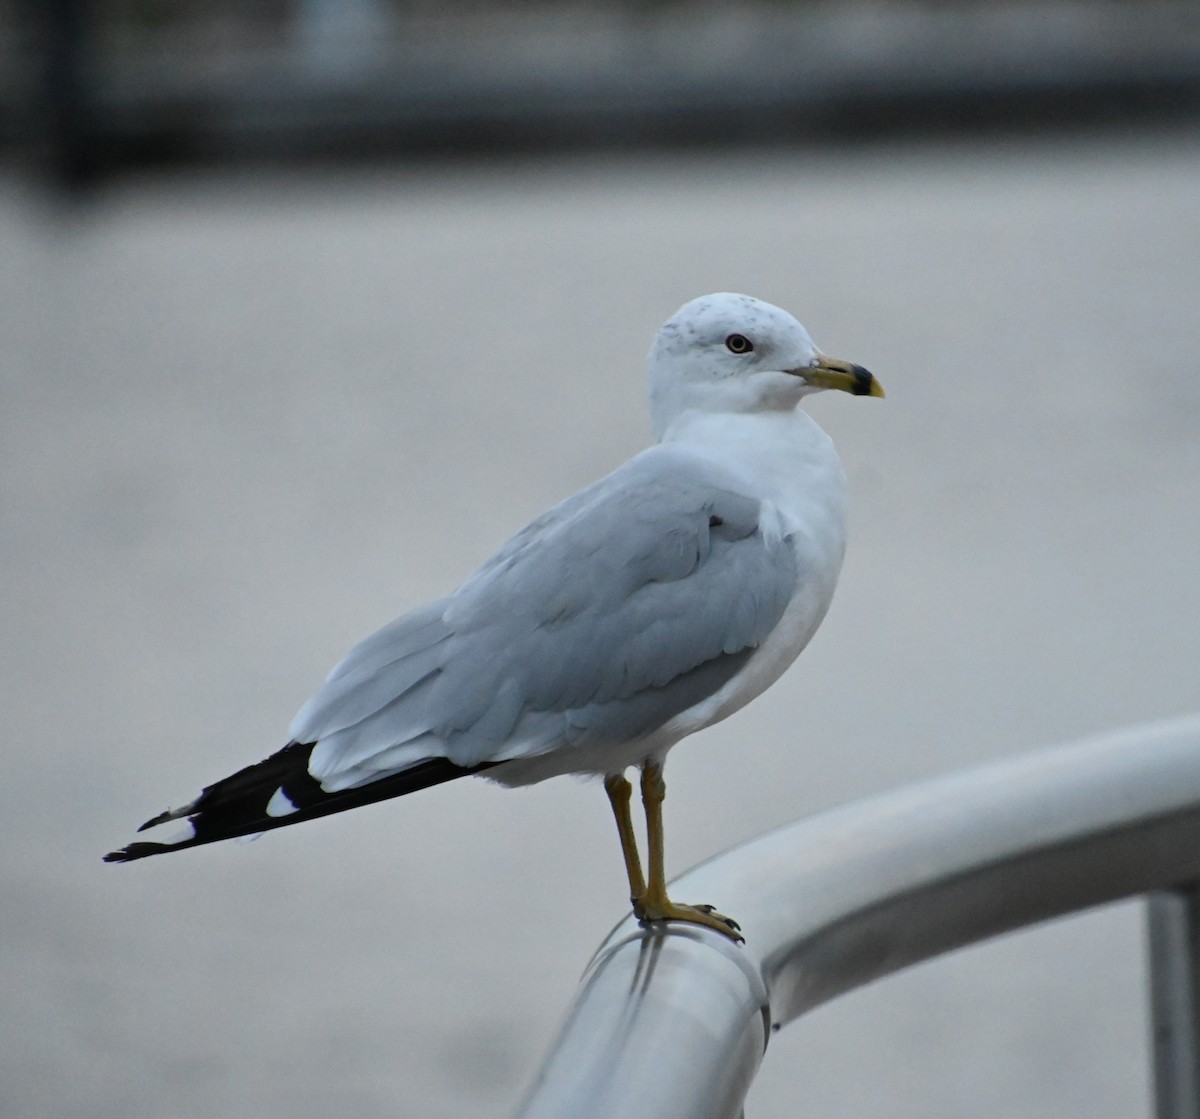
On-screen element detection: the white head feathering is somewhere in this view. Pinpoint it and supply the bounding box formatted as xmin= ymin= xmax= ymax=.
xmin=646 ymin=293 xmax=824 ymax=438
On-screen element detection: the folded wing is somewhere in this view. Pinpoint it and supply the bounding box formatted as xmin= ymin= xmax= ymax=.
xmin=105 ymin=445 xmax=799 ymax=860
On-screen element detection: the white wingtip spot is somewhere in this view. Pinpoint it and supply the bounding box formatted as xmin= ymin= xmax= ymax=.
xmin=265 ymin=787 xmax=300 ymax=817
xmin=162 ymin=820 xmax=197 ymax=846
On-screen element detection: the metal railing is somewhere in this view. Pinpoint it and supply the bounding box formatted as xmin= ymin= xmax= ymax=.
xmin=513 ymin=714 xmax=1200 ymax=1118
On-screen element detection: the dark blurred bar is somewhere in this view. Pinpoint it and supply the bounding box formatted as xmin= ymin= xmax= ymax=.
xmin=6 ymin=0 xmax=1200 ymax=188
xmin=39 ymin=0 xmax=102 ymax=187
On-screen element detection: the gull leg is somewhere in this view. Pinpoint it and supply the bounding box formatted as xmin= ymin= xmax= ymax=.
xmin=604 ymin=772 xmax=646 ymax=905
xmin=634 ymin=761 xmax=743 ymax=943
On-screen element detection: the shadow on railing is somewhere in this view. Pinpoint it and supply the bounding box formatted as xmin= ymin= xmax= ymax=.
xmin=513 ymin=715 xmax=1200 ymax=1119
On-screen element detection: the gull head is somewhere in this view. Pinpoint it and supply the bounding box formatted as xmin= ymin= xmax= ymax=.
xmin=647 ymin=293 xmax=882 ymax=437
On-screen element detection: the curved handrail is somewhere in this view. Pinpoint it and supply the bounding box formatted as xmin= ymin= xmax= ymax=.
xmin=513 ymin=714 xmax=1200 ymax=1119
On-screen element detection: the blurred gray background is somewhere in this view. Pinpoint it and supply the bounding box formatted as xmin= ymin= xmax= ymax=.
xmin=3 ymin=2 xmax=1199 ymax=1117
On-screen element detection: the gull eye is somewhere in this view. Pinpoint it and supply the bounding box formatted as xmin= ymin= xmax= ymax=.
xmin=725 ymin=333 xmax=754 ymax=354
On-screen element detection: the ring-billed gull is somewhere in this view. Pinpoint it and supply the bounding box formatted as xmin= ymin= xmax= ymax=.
xmin=105 ymin=292 xmax=883 ymax=942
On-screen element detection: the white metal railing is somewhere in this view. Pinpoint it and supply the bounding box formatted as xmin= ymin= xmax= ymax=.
xmin=512 ymin=715 xmax=1200 ymax=1119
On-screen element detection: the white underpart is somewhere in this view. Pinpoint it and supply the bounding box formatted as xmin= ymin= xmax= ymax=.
xmin=652 ymin=409 xmax=846 ymax=740
xmin=160 ymin=820 xmax=197 ymax=846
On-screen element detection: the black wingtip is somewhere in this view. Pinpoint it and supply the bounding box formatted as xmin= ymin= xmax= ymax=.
xmin=137 ymin=801 xmax=198 ymax=832
xmin=136 ymin=809 xmax=173 ymax=833
xmin=105 ymin=746 xmax=500 ymax=864
xmin=103 ymin=842 xmax=165 ymax=863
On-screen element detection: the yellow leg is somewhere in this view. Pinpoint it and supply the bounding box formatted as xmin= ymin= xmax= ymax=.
xmin=604 ymin=772 xmax=646 ymax=903
xmin=634 ymin=761 xmax=743 ymax=943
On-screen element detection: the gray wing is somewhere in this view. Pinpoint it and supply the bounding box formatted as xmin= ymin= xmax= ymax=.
xmin=290 ymin=445 xmax=799 ymax=788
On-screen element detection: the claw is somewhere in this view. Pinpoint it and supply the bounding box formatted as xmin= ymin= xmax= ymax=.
xmin=692 ymin=903 xmax=740 ymax=932
xmin=634 ymin=897 xmax=745 ymax=943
